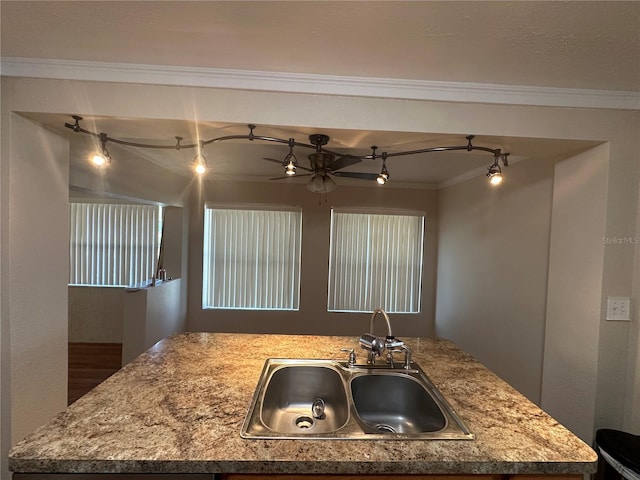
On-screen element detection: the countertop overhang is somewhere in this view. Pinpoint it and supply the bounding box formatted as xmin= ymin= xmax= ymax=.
xmin=9 ymin=333 xmax=598 ymax=475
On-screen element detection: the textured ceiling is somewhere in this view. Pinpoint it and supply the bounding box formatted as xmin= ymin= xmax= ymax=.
xmin=2 ymin=1 xmax=639 ymax=91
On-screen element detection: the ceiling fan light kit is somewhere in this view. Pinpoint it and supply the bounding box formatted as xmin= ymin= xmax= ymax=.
xmin=64 ymin=117 xmax=510 ymax=189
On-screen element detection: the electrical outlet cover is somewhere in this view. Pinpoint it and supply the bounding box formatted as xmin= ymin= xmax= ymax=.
xmin=606 ymin=296 xmax=631 ymax=321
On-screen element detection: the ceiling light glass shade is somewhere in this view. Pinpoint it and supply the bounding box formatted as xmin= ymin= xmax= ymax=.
xmin=192 ymin=153 xmax=208 ymax=175
xmin=307 ymin=174 xmax=324 ymax=193
xmin=323 ymin=175 xmax=337 ymax=192
xmin=306 ymin=174 xmax=336 ymax=193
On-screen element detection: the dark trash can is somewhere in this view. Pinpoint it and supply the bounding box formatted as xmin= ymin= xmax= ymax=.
xmin=595 ymin=429 xmax=640 ymax=480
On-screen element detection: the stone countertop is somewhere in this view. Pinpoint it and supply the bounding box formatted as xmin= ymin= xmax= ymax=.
xmin=9 ymin=333 xmax=597 ymax=475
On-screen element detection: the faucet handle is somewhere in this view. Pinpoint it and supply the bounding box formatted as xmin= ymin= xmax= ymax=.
xmin=398 ymin=344 xmax=412 ymax=370
xmin=340 ymin=348 xmax=356 ymax=366
xmin=385 ymin=336 xmax=405 ymax=349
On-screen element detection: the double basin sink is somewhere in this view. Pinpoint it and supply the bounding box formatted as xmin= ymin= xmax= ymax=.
xmin=241 ymin=358 xmax=474 ymax=440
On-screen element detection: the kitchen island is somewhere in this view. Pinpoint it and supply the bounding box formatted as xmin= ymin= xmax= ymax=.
xmin=9 ymin=333 xmax=597 ymax=478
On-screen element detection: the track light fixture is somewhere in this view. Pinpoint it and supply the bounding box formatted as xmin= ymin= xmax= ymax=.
xmin=192 ymin=141 xmax=208 ymax=175
xmin=283 ymin=138 xmax=297 ymax=176
xmin=90 ymin=132 xmax=111 ymax=167
xmin=487 ymin=164 xmax=503 ymax=185
xmin=486 ymin=151 xmax=509 ymax=186
xmin=64 ymin=117 xmax=510 ymax=187
xmin=377 ymin=152 xmax=389 ymax=185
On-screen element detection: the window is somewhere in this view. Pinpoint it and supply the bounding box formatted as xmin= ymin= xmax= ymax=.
xmin=328 ymin=209 xmax=424 ymax=313
xmin=69 ymin=203 xmax=163 ymax=287
xmin=202 ymin=205 xmax=302 ymax=310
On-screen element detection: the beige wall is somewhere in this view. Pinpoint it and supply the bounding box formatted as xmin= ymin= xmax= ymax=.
xmin=5 ymin=114 xmax=70 ymax=447
xmin=540 ymin=144 xmax=609 ymax=442
xmin=436 ymin=154 xmax=557 ymax=403
xmin=186 ymin=179 xmax=437 ymax=337
xmin=436 ymin=142 xmax=623 ymax=443
xmin=122 ymin=279 xmax=185 ymax=364
xmin=68 ymin=286 xmax=125 ymax=343
xmin=629 ymin=194 xmax=640 ymax=429
xmin=1 ymin=76 xmax=639 ymax=474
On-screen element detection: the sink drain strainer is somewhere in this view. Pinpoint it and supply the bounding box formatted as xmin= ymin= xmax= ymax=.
xmin=295 ymin=416 xmax=315 ymax=429
xmin=375 ymin=424 xmax=397 ymax=433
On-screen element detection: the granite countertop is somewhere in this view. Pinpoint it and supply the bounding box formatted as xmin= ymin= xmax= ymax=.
xmin=9 ymin=332 xmax=597 ymax=475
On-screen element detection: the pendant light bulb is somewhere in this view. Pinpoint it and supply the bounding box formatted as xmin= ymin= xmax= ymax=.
xmin=193 ymin=142 xmax=208 ymax=175
xmin=486 ymin=159 xmax=503 ymax=186
xmin=91 ymin=133 xmax=110 ymax=168
xmin=91 ymin=152 xmax=108 ymax=167
xmin=284 ymin=156 xmax=297 ymax=176
xmin=194 ymin=159 xmax=207 ymax=175
xmin=489 ymin=172 xmax=503 ymax=185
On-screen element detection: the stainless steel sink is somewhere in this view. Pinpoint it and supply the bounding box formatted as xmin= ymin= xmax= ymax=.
xmin=260 ymin=364 xmax=349 ymax=434
xmin=241 ymin=358 xmax=474 ymax=440
xmin=351 ymin=373 xmax=446 ymax=434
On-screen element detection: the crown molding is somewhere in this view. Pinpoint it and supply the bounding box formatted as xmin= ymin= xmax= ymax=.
xmin=2 ymin=56 xmax=638 ymax=111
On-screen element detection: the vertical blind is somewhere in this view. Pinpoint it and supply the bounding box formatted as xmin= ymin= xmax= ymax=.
xmin=202 ymin=206 xmax=302 ymax=310
xmin=328 ymin=210 xmax=424 ymax=313
xmin=69 ymin=203 xmax=162 ymax=287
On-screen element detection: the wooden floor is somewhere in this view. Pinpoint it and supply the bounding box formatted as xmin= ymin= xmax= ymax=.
xmin=68 ymin=342 xmax=122 ymax=405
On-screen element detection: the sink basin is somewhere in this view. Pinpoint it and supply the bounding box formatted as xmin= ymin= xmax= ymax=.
xmin=261 ymin=364 xmax=349 ymax=434
xmin=241 ymin=358 xmax=474 ymax=440
xmin=351 ymin=373 xmax=446 ymax=434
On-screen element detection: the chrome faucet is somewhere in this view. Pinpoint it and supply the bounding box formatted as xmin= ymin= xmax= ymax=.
xmin=370 ymin=307 xmax=393 ymax=338
xmin=358 ymin=308 xmax=412 ymax=369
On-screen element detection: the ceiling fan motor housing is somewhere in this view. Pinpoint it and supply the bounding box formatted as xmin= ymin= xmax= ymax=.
xmin=309 ymin=152 xmax=335 ymax=170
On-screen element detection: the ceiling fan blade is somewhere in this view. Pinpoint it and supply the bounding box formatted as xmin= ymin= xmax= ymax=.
xmin=332 ymin=171 xmax=379 ymax=181
xmin=328 ymin=155 xmax=362 ymax=172
xmin=269 ymin=174 xmax=313 ymax=180
xmin=263 ymin=157 xmax=284 ymax=165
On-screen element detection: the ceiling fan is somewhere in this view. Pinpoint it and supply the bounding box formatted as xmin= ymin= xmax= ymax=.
xmin=263 ymin=134 xmax=380 ymax=193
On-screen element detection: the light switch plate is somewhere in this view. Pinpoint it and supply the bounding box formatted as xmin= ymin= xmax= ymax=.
xmin=606 ymin=296 xmax=631 ymax=321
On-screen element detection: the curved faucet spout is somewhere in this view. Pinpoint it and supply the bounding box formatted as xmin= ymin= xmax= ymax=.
xmin=361 ymin=308 xmax=403 ymax=366
xmin=370 ymin=308 xmax=393 ymax=337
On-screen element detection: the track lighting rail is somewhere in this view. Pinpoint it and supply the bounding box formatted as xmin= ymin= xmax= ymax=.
xmin=64 ymin=117 xmax=510 ymax=185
